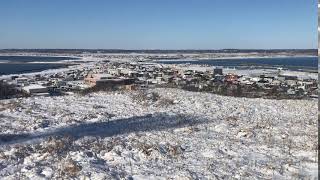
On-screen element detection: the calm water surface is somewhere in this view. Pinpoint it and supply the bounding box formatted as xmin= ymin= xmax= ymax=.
xmin=0 ymin=56 xmax=79 ymax=75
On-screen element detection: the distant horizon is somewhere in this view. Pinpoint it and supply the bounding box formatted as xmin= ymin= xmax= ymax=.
xmin=0 ymin=48 xmax=317 ymax=51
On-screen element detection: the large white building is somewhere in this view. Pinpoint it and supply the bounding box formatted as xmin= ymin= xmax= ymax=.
xmin=22 ymin=84 xmax=48 ymax=94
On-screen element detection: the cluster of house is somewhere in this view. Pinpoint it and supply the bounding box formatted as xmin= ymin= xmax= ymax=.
xmin=1 ymin=61 xmax=318 ymax=99
xmin=3 ymin=68 xmax=91 ymax=97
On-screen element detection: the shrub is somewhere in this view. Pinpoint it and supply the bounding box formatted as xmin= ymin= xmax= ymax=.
xmin=59 ymin=159 xmax=82 ymax=177
xmin=149 ymin=92 xmax=160 ymax=102
xmin=156 ymin=97 xmax=175 ymax=107
xmin=0 ymin=80 xmax=23 ymax=99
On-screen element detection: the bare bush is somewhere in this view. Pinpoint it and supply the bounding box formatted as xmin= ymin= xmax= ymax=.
xmin=138 ymin=143 xmax=154 ymax=156
xmin=156 ymin=97 xmax=175 ymax=107
xmin=131 ymin=90 xmax=151 ymax=103
xmin=58 ymin=159 xmax=82 ymax=177
xmin=131 ymin=90 xmax=175 ymax=107
xmin=225 ymin=116 xmax=238 ymax=127
xmin=42 ymin=136 xmax=74 ymax=155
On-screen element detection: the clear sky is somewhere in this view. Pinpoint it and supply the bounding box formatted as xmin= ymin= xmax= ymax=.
xmin=0 ymin=0 xmax=317 ymax=49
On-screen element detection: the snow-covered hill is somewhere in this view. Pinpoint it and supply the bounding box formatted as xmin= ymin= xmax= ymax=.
xmin=0 ymin=88 xmax=317 ymax=179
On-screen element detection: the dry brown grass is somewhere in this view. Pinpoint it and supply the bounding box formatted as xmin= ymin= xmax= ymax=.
xmin=42 ymin=136 xmax=73 ymax=155
xmin=131 ymin=90 xmax=176 ymax=108
xmin=58 ymin=159 xmax=82 ymax=177
xmin=225 ymin=116 xmax=239 ymax=127
xmin=156 ymin=97 xmax=175 ymax=107
xmin=138 ymin=143 xmax=154 ymax=156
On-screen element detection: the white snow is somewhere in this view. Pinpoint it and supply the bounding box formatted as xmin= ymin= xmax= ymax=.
xmin=0 ymin=88 xmax=317 ymax=179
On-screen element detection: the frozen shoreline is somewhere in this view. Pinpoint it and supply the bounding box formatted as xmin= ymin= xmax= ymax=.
xmin=0 ymin=54 xmax=317 ymax=79
xmin=152 ymin=55 xmax=317 ymax=61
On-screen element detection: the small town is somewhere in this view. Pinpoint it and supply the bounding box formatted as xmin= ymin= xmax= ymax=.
xmin=0 ymin=60 xmax=318 ymax=100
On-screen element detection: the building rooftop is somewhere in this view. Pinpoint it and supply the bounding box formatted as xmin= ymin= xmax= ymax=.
xmin=23 ymin=84 xmax=47 ymax=90
xmin=22 ymin=84 xmax=47 ymax=93
xmin=88 ymin=73 xmax=115 ymax=80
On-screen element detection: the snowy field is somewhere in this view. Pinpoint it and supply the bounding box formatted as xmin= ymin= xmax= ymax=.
xmin=0 ymin=88 xmax=317 ymax=179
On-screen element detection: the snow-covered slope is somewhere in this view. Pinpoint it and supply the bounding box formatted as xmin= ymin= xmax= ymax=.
xmin=0 ymin=88 xmax=317 ymax=179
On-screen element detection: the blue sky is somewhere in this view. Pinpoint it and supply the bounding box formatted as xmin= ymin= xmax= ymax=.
xmin=0 ymin=0 xmax=317 ymax=49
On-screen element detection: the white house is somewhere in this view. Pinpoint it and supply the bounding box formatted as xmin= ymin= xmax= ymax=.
xmin=15 ymin=77 xmax=29 ymax=85
xmin=22 ymin=84 xmax=48 ymax=94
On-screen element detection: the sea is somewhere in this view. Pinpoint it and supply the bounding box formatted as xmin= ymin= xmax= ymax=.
xmin=0 ymin=56 xmax=317 ymax=75
xmin=0 ymin=56 xmax=79 ymax=75
xmin=157 ymin=56 xmax=318 ymax=71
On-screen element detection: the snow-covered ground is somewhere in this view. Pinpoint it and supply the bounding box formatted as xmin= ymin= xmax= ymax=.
xmin=0 ymin=88 xmax=317 ymax=179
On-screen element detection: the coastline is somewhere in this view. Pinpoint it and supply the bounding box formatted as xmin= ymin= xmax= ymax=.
xmin=151 ymin=55 xmax=318 ymax=62
xmin=0 ymin=54 xmax=317 ymax=78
